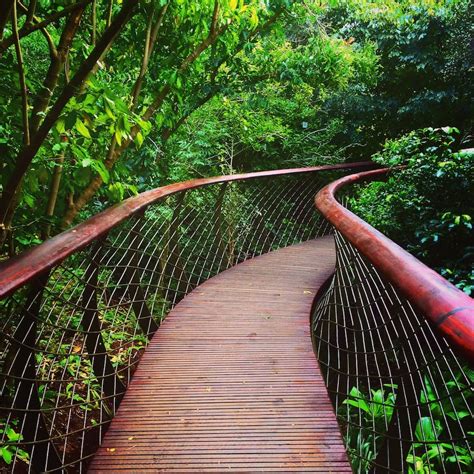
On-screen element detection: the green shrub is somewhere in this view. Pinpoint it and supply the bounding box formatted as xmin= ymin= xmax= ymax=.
xmin=351 ymin=127 xmax=474 ymax=294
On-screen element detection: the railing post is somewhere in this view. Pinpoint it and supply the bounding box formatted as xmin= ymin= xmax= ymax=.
xmin=162 ymin=191 xmax=190 ymax=302
xmin=214 ymin=183 xmax=230 ymax=271
xmin=6 ymin=271 xmax=63 ymax=471
xmin=122 ymin=217 xmax=160 ymax=337
xmin=82 ymin=237 xmax=126 ymax=412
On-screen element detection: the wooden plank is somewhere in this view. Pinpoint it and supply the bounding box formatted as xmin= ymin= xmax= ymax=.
xmin=89 ymin=236 xmax=351 ymax=472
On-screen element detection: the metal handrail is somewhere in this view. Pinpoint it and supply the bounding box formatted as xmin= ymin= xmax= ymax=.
xmin=313 ymin=167 xmax=473 ymax=473
xmin=315 ymin=167 xmax=474 ymax=363
xmin=0 ymin=162 xmax=373 ymax=298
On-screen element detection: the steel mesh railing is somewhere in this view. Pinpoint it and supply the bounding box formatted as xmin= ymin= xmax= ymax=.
xmin=312 ymin=173 xmax=474 ymax=473
xmin=0 ymin=165 xmax=362 ymax=473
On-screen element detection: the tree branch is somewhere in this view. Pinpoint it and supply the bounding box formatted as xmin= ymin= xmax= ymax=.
xmin=106 ymin=0 xmax=114 ymax=28
xmin=40 ymin=25 xmax=57 ymax=58
xmin=0 ymin=0 xmax=93 ymax=53
xmin=0 ymin=0 xmax=140 ymax=227
xmin=62 ymin=2 xmax=227 ymax=227
xmin=210 ymin=0 xmax=219 ymax=37
xmin=131 ymin=3 xmax=168 ymax=108
xmin=162 ymin=91 xmax=216 ymax=142
xmin=61 ymin=4 xmax=289 ymax=228
xmin=100 ymin=2 xmax=169 ymax=201
xmin=12 ymin=1 xmax=30 ymax=146
xmin=16 ymin=1 xmax=58 ymax=58
xmin=91 ymin=0 xmax=97 ymax=44
xmin=162 ymin=9 xmax=287 ymax=142
xmin=41 ymin=138 xmax=67 ymax=240
xmin=0 ymin=1 xmax=30 ymax=251
xmin=0 ymin=0 xmax=14 ymax=41
xmin=30 ymin=5 xmax=85 ymax=134
xmin=26 ymin=0 xmax=38 ymax=25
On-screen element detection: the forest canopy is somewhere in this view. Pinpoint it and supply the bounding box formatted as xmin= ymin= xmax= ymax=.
xmin=0 ymin=0 xmax=472 ymax=257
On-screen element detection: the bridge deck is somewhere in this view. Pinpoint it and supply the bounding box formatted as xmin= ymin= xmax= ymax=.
xmin=89 ymin=236 xmax=350 ymax=472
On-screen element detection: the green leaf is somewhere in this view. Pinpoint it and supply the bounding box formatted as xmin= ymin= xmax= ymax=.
xmin=155 ymin=114 xmax=164 ymax=129
xmin=424 ymin=445 xmax=446 ymax=460
xmin=134 ymin=131 xmax=144 ymax=148
xmin=75 ymin=118 xmax=91 ymax=139
xmin=446 ymin=410 xmax=470 ymax=420
xmin=6 ymin=428 xmax=21 ymax=442
xmin=1 ymin=447 xmax=13 ymax=465
xmin=115 ymin=128 xmax=122 ymax=145
xmin=23 ymin=193 xmax=35 ymax=208
xmin=127 ymin=184 xmax=138 ymax=195
xmin=169 ymin=71 xmax=177 ymax=86
xmin=121 ymin=115 xmax=131 ymax=133
xmin=71 ymin=144 xmax=90 ymax=162
xmin=104 ymin=104 xmax=116 ymax=120
xmin=343 ymin=387 xmax=370 ymax=413
xmin=56 ymin=118 xmax=66 ymax=134
xmin=108 ymin=182 xmax=124 ymax=202
xmin=415 ymin=417 xmax=438 ymax=442
xmin=90 ymin=160 xmax=110 ymax=183
xmin=249 ymin=7 xmax=259 ymax=28
xmin=344 ymin=398 xmax=370 ymax=413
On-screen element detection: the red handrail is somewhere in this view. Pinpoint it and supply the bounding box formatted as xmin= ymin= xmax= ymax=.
xmin=0 ymin=161 xmax=374 ymax=298
xmin=315 ymin=167 xmax=474 ymax=363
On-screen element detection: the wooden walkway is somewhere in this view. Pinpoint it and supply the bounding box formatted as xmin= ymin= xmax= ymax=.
xmin=89 ymin=236 xmax=351 ymax=472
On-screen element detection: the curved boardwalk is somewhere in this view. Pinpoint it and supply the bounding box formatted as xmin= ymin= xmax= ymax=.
xmin=89 ymin=236 xmax=350 ymax=472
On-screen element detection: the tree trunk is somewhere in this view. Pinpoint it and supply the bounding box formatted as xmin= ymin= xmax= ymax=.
xmin=30 ymin=7 xmax=85 ymax=134
xmin=0 ymin=0 xmax=139 ymax=236
xmin=41 ymin=141 xmax=66 ymax=240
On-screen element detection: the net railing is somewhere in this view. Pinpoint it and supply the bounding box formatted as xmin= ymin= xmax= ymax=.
xmin=0 ymin=164 xmax=370 ymax=472
xmin=312 ymin=169 xmax=474 ymax=473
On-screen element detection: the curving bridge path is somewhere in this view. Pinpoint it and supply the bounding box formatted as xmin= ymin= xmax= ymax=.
xmin=1 ymin=163 xmax=472 ymax=473
xmin=89 ymin=236 xmax=350 ymax=472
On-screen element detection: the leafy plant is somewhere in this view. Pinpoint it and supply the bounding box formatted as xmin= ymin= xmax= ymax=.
xmin=0 ymin=426 xmax=29 ymax=466
xmin=351 ymin=127 xmax=474 ymax=294
xmin=320 ymin=0 xmax=474 ymax=158
xmin=341 ymin=369 xmax=474 ymax=473
xmin=340 ymin=384 xmax=397 ymax=471
xmin=407 ymin=416 xmax=473 ymax=473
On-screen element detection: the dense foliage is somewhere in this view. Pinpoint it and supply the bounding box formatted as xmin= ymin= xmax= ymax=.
xmin=352 ymin=127 xmax=474 ymax=294
xmin=321 ymin=0 xmax=474 ymax=157
xmin=0 ymin=0 xmax=300 ymax=251
xmin=0 ymin=0 xmax=472 ymax=257
xmin=342 ymin=373 xmax=474 ymax=473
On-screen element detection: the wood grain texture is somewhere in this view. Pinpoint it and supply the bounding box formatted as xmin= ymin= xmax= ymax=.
xmin=89 ymin=236 xmax=351 ymax=472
